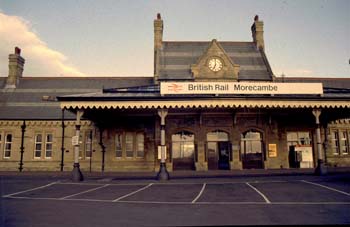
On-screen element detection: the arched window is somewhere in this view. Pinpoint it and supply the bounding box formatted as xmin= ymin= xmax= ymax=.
xmin=241 ymin=130 xmax=264 ymax=169
xmin=172 ymin=131 xmax=195 ymax=170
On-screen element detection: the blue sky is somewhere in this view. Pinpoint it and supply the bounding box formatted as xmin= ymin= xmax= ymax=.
xmin=0 ymin=0 xmax=349 ymax=77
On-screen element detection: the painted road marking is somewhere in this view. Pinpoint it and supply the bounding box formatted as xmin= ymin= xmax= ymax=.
xmin=2 ymin=181 xmax=58 ymax=198
xmin=246 ymin=182 xmax=271 ymax=204
xmin=191 ymin=183 xmax=206 ymax=204
xmin=301 ymin=180 xmax=350 ymax=196
xmin=5 ymin=196 xmax=350 ymax=205
xmin=60 ymin=184 xmax=110 ymax=199
xmin=112 ymin=183 xmax=154 ymax=202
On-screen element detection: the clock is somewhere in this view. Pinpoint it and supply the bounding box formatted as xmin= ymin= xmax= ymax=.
xmin=208 ymin=57 xmax=223 ymax=72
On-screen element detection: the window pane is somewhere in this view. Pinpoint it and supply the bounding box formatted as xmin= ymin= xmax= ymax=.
xmin=6 ymin=134 xmax=12 ymax=142
xmin=115 ymin=133 xmax=123 ymax=157
xmin=332 ymin=131 xmax=340 ymax=154
xmin=5 ymin=143 xmax=11 ymax=150
xmin=35 ymin=134 xmax=42 ymax=142
xmin=35 ymin=134 xmax=42 ymax=158
xmin=287 ymin=132 xmax=298 ymax=142
xmin=35 ymin=150 xmax=41 ymax=158
xmin=172 ymin=142 xmax=181 ymax=158
xmin=340 ymin=131 xmax=348 ymax=154
xmin=136 ymin=133 xmax=144 ymax=157
xmin=85 ymin=131 xmax=92 ymax=158
xmin=46 ymin=134 xmax=53 ymax=142
xmin=45 ymin=150 xmax=52 ymax=158
xmin=5 ymin=150 xmax=11 ymax=158
xmin=125 ymin=133 xmax=133 ymax=157
xmin=46 ymin=143 xmax=52 ymax=151
xmin=4 ymin=134 xmax=12 ymax=158
xmin=207 ymin=130 xmax=228 ymax=141
xmin=36 ymin=144 xmax=42 ymax=150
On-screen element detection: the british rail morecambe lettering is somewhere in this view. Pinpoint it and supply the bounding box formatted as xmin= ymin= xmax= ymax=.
xmin=188 ymin=84 xmax=229 ymax=91
xmin=233 ymin=84 xmax=278 ymax=92
xmin=187 ymin=83 xmax=278 ymax=92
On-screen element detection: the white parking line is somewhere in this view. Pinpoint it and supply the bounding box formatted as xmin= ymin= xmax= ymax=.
xmin=60 ymin=184 xmax=110 ymax=199
xmin=112 ymin=183 xmax=153 ymax=202
xmin=191 ymin=183 xmax=206 ymax=204
xmin=246 ymin=182 xmax=271 ymax=204
xmin=301 ymin=180 xmax=350 ymax=196
xmin=6 ymin=196 xmax=350 ymax=205
xmin=2 ymin=181 xmax=58 ymax=198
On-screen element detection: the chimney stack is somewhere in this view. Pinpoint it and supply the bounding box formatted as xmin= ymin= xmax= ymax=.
xmin=251 ymin=15 xmax=265 ymax=51
xmin=154 ymin=13 xmax=163 ymax=84
xmin=6 ymin=47 xmax=25 ymax=89
xmin=154 ymin=13 xmax=163 ymax=50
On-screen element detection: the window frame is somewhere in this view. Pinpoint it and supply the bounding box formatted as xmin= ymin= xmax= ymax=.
xmin=114 ymin=131 xmax=145 ymax=159
xmin=34 ymin=133 xmax=43 ymax=159
xmin=84 ymin=130 xmax=93 ymax=159
xmin=4 ymin=133 xmax=12 ymax=159
xmin=34 ymin=132 xmax=54 ymax=160
xmin=45 ymin=133 xmax=53 ymax=159
xmin=331 ymin=129 xmax=350 ymax=155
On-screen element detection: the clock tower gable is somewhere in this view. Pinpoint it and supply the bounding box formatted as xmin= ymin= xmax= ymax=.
xmin=191 ymin=39 xmax=240 ymax=81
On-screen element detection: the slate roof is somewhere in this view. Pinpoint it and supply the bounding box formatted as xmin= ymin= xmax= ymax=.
xmin=0 ymin=77 xmax=153 ymax=120
xmin=58 ymin=77 xmax=350 ymax=101
xmin=159 ymin=41 xmax=273 ymax=81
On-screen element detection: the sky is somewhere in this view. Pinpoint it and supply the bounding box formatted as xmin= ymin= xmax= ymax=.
xmin=0 ymin=0 xmax=349 ymax=78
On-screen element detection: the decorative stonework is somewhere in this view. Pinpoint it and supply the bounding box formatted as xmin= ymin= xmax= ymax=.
xmin=191 ymin=39 xmax=240 ymax=81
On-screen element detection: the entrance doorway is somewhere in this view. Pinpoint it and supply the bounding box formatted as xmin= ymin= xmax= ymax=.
xmin=172 ymin=131 xmax=195 ymax=170
xmin=287 ymin=132 xmax=313 ymax=168
xmin=207 ymin=130 xmax=230 ymax=170
xmin=241 ymin=130 xmax=264 ymax=169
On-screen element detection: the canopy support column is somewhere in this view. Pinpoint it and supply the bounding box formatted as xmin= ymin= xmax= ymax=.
xmin=72 ymin=110 xmax=84 ymax=181
xmin=313 ymin=109 xmax=327 ymax=175
xmin=157 ymin=109 xmax=169 ymax=180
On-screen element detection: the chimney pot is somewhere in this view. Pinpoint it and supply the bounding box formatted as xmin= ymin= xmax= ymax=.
xmin=254 ymin=15 xmax=259 ymax=21
xmin=15 ymin=47 xmax=21 ymax=55
xmin=157 ymin=13 xmax=161 ymax=20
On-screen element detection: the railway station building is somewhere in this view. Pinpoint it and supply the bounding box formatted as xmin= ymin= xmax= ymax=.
xmin=1 ymin=14 xmax=349 ymax=180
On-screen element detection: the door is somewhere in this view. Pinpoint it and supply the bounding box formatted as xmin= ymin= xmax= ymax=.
xmin=218 ymin=142 xmax=230 ymax=170
xmin=207 ymin=130 xmax=230 ymax=170
xmin=207 ymin=141 xmax=230 ymax=170
xmin=207 ymin=142 xmax=218 ymax=170
xmin=241 ymin=131 xmax=264 ymax=169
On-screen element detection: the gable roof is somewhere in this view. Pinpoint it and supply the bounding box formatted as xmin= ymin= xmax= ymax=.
xmin=159 ymin=41 xmax=273 ymax=81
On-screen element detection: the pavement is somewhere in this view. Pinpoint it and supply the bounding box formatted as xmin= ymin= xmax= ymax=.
xmin=1 ymin=166 xmax=349 ymax=181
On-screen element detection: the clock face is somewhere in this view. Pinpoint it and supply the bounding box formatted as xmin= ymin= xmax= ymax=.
xmin=208 ymin=58 xmax=223 ymax=72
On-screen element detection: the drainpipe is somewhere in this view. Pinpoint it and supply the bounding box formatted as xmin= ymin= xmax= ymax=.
xmin=18 ymin=120 xmax=26 ymax=172
xmin=99 ymin=128 xmax=106 ymax=172
xmin=60 ymin=109 xmax=65 ymax=171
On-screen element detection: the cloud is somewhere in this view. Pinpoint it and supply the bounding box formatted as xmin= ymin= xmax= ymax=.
xmin=0 ymin=12 xmax=87 ymax=77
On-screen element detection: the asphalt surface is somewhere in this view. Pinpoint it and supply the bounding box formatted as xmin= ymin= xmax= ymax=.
xmin=1 ymin=172 xmax=350 ymax=226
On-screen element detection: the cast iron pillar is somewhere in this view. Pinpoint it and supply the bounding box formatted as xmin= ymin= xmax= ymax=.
xmin=312 ymin=109 xmax=327 ymax=175
xmin=157 ymin=109 xmax=169 ymax=180
xmin=18 ymin=120 xmax=26 ymax=172
xmin=72 ymin=110 xmax=84 ymax=181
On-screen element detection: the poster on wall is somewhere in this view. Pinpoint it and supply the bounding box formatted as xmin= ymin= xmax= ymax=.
xmin=268 ymin=144 xmax=277 ymax=157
